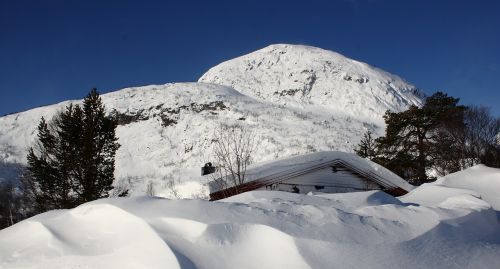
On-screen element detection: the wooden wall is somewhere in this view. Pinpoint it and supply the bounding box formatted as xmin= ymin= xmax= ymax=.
xmin=261 ymin=164 xmax=382 ymax=194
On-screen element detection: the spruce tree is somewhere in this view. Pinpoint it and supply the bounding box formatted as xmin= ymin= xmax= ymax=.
xmin=27 ymin=117 xmax=74 ymax=210
xmin=26 ymin=89 xmax=119 ymax=210
xmin=79 ymin=89 xmax=119 ymax=202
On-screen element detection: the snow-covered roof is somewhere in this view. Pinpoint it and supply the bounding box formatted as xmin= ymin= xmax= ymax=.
xmin=209 ymin=151 xmax=414 ymax=194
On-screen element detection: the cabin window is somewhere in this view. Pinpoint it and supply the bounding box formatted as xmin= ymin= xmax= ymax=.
xmin=314 ymin=185 xmax=325 ymax=190
xmin=266 ymin=184 xmax=277 ymax=190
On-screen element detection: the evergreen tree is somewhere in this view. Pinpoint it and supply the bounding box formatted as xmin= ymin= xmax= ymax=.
xmin=27 ymin=116 xmax=74 ymax=210
xmin=375 ymin=92 xmax=465 ymax=185
xmin=26 ymin=89 xmax=119 ymax=210
xmin=79 ymin=89 xmax=119 ymax=202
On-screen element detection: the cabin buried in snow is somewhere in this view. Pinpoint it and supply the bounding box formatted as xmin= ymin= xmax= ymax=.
xmin=207 ymin=151 xmax=414 ymax=201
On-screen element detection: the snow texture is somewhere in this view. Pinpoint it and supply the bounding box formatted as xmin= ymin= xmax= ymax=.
xmin=1 ymin=165 xmax=499 ymax=269
xmin=199 ymin=44 xmax=423 ymax=121
xmin=401 ymin=164 xmax=500 ymax=210
xmin=0 ymin=44 xmax=424 ymax=198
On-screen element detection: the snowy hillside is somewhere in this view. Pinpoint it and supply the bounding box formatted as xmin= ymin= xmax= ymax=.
xmin=0 ymin=82 xmax=389 ymax=197
xmin=200 ymin=44 xmax=423 ymax=122
xmin=0 ymin=44 xmax=424 ymax=197
xmin=1 ymin=165 xmax=499 ymax=269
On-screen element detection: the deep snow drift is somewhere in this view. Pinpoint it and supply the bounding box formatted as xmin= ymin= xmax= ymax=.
xmin=401 ymin=164 xmax=500 ymax=210
xmin=1 ymin=165 xmax=499 ymax=269
xmin=0 ymin=44 xmax=423 ymax=198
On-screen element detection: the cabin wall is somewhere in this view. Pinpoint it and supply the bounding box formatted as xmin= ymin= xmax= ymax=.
xmin=260 ymin=165 xmax=382 ymax=194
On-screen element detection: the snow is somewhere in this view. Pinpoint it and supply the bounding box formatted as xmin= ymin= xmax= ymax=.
xmin=209 ymin=151 xmax=414 ymax=193
xmin=199 ymin=44 xmax=423 ymax=122
xmin=1 ymin=165 xmax=500 ymax=269
xmin=401 ymin=164 xmax=500 ymax=210
xmin=0 ymin=44 xmax=423 ymax=198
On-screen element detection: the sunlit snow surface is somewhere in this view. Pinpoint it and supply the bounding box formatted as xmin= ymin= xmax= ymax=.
xmin=199 ymin=44 xmax=423 ymax=120
xmin=1 ymin=165 xmax=499 ymax=269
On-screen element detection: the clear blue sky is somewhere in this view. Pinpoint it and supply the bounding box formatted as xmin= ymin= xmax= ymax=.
xmin=1 ymin=0 xmax=499 ymax=116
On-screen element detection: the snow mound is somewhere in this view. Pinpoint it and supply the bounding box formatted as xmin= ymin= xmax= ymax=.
xmin=0 ymin=204 xmax=181 ymax=269
xmin=2 ymin=170 xmax=500 ymax=269
xmin=401 ymin=164 xmax=500 ymax=210
xmin=199 ymin=44 xmax=423 ymax=122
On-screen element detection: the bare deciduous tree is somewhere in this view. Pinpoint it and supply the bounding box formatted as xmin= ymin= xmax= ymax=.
xmin=0 ymin=177 xmax=34 ymax=229
xmin=165 ymin=177 xmax=181 ymax=199
xmin=210 ymin=123 xmax=256 ymax=192
xmin=463 ymin=106 xmax=500 ymax=167
xmin=146 ymin=181 xmax=156 ymax=196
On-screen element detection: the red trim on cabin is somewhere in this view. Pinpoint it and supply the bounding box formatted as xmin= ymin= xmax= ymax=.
xmin=382 ymin=187 xmax=408 ymax=197
xmin=209 ymin=181 xmax=408 ymax=201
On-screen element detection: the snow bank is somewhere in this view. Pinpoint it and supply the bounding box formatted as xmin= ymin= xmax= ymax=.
xmin=0 ymin=204 xmax=181 ymax=269
xmin=2 ymin=166 xmax=500 ymax=269
xmin=401 ymin=164 xmax=500 ymax=210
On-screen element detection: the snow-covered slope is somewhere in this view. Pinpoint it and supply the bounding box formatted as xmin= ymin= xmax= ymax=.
xmin=0 ymin=44 xmax=424 ymax=198
xmin=1 ymin=165 xmax=499 ymax=269
xmin=200 ymin=44 xmax=423 ymax=122
xmin=0 ymin=82 xmax=394 ymax=197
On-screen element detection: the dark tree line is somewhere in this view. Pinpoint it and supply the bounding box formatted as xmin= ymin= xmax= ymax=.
xmin=355 ymin=92 xmax=500 ymax=185
xmin=0 ymin=181 xmax=26 ymax=228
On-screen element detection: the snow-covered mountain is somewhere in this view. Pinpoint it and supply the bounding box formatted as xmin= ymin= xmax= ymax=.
xmin=0 ymin=44 xmax=424 ymax=198
xmin=200 ymin=44 xmax=423 ymax=121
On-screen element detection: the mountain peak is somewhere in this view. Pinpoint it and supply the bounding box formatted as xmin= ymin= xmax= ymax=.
xmin=257 ymin=43 xmax=349 ymax=58
xmin=199 ymin=44 xmax=423 ymax=120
